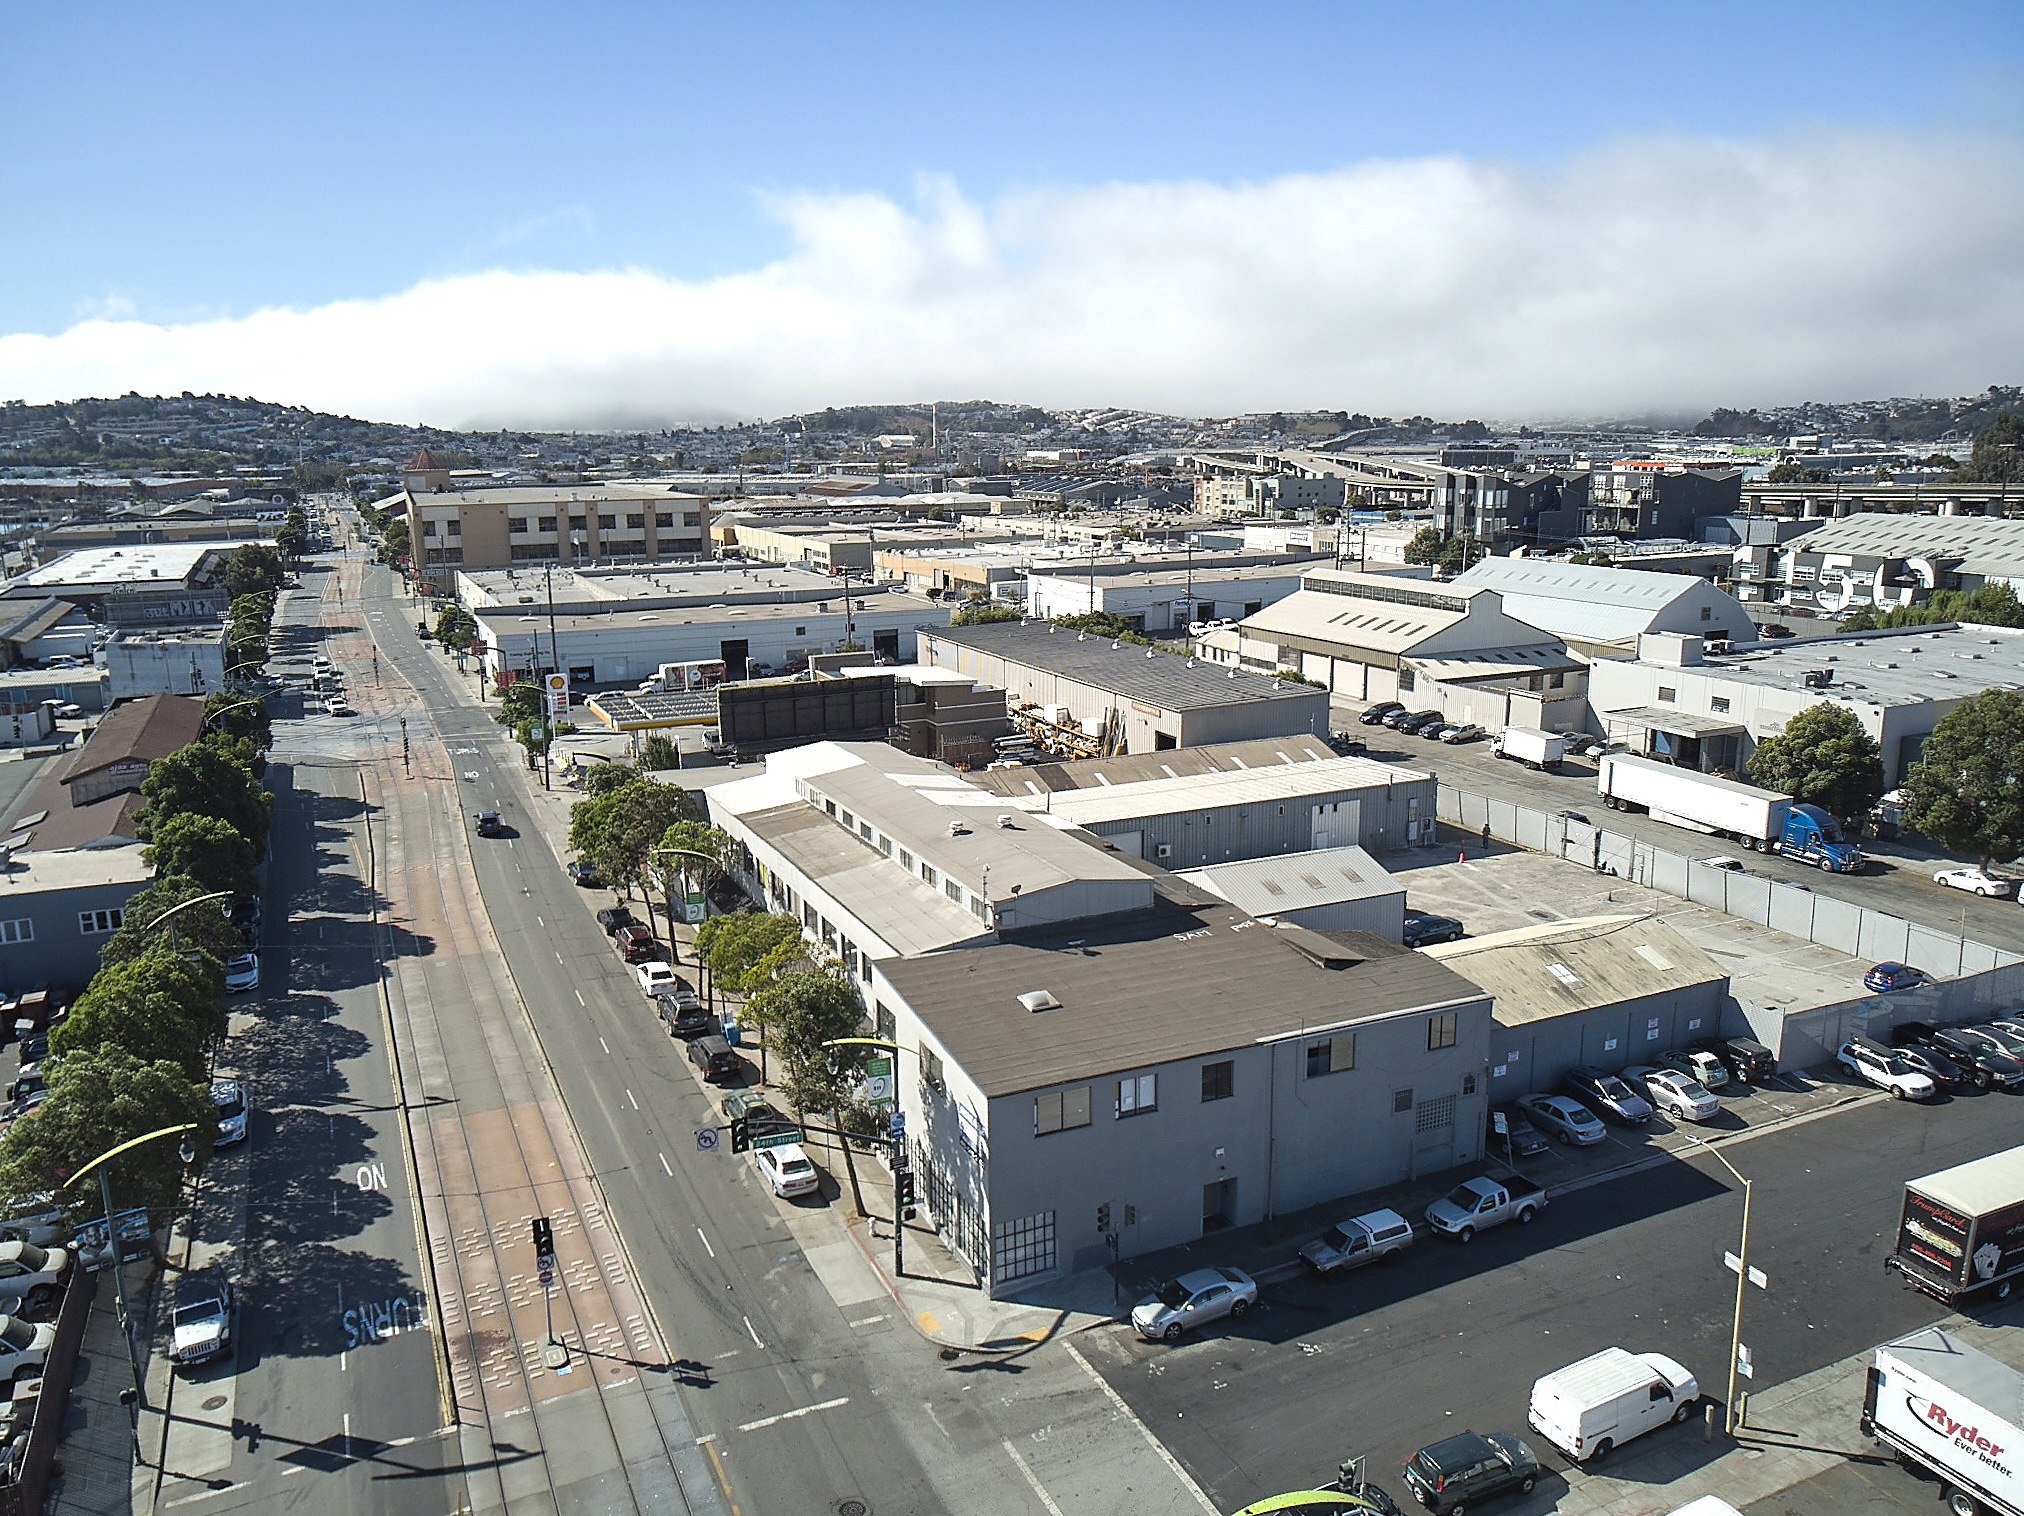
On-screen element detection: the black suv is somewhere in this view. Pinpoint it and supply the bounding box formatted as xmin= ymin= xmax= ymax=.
xmin=687 ymin=1035 xmax=741 ymax=1083
xmin=473 ymin=810 xmax=505 ymax=837
xmin=1892 ymin=1023 xmax=2024 ymax=1091
xmin=1360 ymin=702 xmax=1406 ymax=726
xmin=1403 ymin=1431 xmax=1539 ymax=1514
xmin=1693 ymin=1036 xmax=1775 ymax=1085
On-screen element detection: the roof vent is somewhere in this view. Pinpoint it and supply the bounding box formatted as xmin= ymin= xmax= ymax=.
xmin=1017 ymin=990 xmax=1061 ymax=1014
xmin=947 ymin=820 xmax=969 ymax=837
xmin=996 ymin=814 xmax=1017 ymax=828
xmin=1111 ymin=640 xmax=1120 ymax=649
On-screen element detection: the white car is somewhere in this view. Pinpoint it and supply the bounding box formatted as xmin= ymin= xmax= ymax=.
xmin=0 ymin=1240 xmax=68 ymax=1313
xmin=1934 ymin=867 xmax=2016 ymax=898
xmin=1837 ymin=1039 xmax=1937 ymax=1100
xmin=635 ymin=962 xmax=679 ymax=997
xmin=754 ymin=1143 xmax=820 ymax=1198
xmin=1622 ymin=1065 xmax=1720 ymax=1122
xmin=0 ymin=1313 xmax=54 ymax=1384
xmin=224 ymin=953 xmax=260 ymax=994
xmin=324 ymin=699 xmax=353 ymax=717
xmin=212 ymin=1079 xmax=248 ymax=1147
xmin=169 ymin=1276 xmax=234 ymax=1368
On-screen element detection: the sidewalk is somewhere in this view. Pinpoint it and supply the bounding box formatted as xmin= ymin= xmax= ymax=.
xmin=46 ymin=1272 xmax=135 ymax=1516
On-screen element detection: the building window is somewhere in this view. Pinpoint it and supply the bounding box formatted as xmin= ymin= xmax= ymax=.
xmin=1398 ymin=667 xmax=1416 ymax=692
xmin=684 ymin=512 xmax=701 ymax=527
xmin=879 ymin=835 xmax=894 ymax=857
xmin=509 ymin=544 xmax=558 ymax=561
xmin=422 ymin=519 xmax=437 ymax=537
xmin=1428 ymin=1012 xmax=1458 ymax=1051
xmin=0 ymin=919 xmax=33 ymax=943
xmin=570 ymin=515 xmax=586 ymax=533
xmin=1710 ymin=696 xmax=1731 ymax=714
xmin=840 ymin=810 xmax=855 ymax=830
xmin=921 ymin=1045 xmax=945 ymax=1093
xmin=875 ymin=1003 xmax=895 ymax=1044
xmin=1416 ymin=1093 xmax=1456 ymax=1133
xmin=1462 ymin=1073 xmax=1478 ymax=1096
xmin=803 ymin=903 xmax=818 ymax=932
xmin=945 ymin=880 xmax=963 ymax=904
xmin=1201 ymin=1061 xmax=1234 ymax=1101
xmin=968 ymin=894 xmax=990 ymax=923
xmin=508 ymin=517 xmax=529 ymax=534
xmin=626 ymin=514 xmax=645 ymax=529
xmin=1307 ymin=1035 xmax=1354 ymax=1076
xmin=1393 ymin=1087 xmax=1414 ymax=1114
xmin=1034 ymin=1086 xmax=1091 ymax=1135
xmin=446 ymin=518 xmax=460 ymax=536
xmin=857 ymin=821 xmax=873 ymax=842
xmin=77 ymin=909 xmax=122 ymax=935
xmin=599 ymin=514 xmax=617 ymax=530
xmin=1549 ymin=671 xmax=1564 ymax=689
xmin=794 ymin=626 xmax=806 ymax=637
xmin=656 ymin=512 xmax=674 ymax=529
xmin=1657 ymin=686 xmax=1676 ymax=703
xmin=898 ymin=848 xmax=914 ymax=871
xmin=1700 ymin=605 xmax=1713 ymax=621
xmin=992 ymin=1211 xmax=1056 ymax=1284
xmin=538 ymin=516 xmax=557 ymax=532
xmin=1117 ymin=1073 xmax=1156 ymax=1117
xmin=921 ymin=864 xmax=938 ymax=888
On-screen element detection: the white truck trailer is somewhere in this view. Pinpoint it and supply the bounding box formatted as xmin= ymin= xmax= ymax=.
xmin=1596 ymin=753 xmax=1863 ymax=869
xmin=1863 ymin=1326 xmax=2024 ymax=1516
xmin=1494 ymin=726 xmax=1568 ymax=771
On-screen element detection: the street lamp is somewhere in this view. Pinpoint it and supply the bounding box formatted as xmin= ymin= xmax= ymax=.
xmin=1688 ymin=1137 xmax=1761 ymax=1433
xmin=146 ymin=889 xmax=233 ymax=956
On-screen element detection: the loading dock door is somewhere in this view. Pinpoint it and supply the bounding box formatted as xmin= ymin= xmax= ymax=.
xmin=873 ymin=629 xmax=899 ymax=659
xmin=719 ymin=639 xmax=749 ymax=680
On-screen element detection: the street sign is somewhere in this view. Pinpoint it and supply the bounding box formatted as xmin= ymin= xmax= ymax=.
xmin=695 ymin=1128 xmax=719 ymax=1151
xmin=888 ymin=1110 xmax=906 ymax=1140
xmin=864 ymin=1055 xmax=894 ymax=1106
xmin=1723 ymin=1253 xmax=1768 ymax=1289
xmin=753 ymin=1129 xmax=802 ymax=1150
xmin=1736 ymin=1343 xmax=1753 ymax=1379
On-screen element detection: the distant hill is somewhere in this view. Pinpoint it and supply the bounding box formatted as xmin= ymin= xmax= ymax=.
xmin=1691 ymin=386 xmax=2020 ymax=442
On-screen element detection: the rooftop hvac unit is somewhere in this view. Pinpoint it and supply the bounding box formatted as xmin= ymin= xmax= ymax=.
xmin=947 ymin=820 xmax=969 ymax=836
xmin=996 ymin=814 xmax=1016 ymax=828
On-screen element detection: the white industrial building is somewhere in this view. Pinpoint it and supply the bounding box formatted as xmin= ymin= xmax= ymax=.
xmin=1729 ymin=513 xmax=2024 ymax=621
xmin=1177 ymin=845 xmax=1406 ymax=939
xmin=1451 ymin=558 xmax=1753 ymax=660
xmin=104 ymin=626 xmax=231 ymax=700
xmin=1024 ymin=558 xmax=1311 ymax=632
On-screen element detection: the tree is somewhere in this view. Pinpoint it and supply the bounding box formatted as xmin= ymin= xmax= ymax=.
xmin=139 ymin=741 xmax=272 ymax=846
xmin=380 ymin=518 xmax=411 ymax=565
xmin=203 ymin=691 xmax=270 ymax=751
xmin=52 ymin=951 xmax=225 ymax=1081
xmin=221 ymin=543 xmax=284 ymax=601
xmin=749 ymin=970 xmax=867 ymax=1116
xmin=1835 ymin=583 xmax=2024 ymax=633
xmin=1948 ymin=414 xmax=2024 ymax=486
xmin=142 ymin=813 xmax=261 ymax=899
xmin=1054 ymin=611 xmax=1153 ymax=645
xmin=496 ymin=680 xmax=543 ymax=730
xmin=581 ymin=761 xmax=637 ymax=798
xmin=1766 ymin=460 xmax=1832 ymax=485
xmin=1403 ymin=526 xmax=1444 ymax=565
xmin=568 ymin=777 xmax=697 ymax=901
xmin=649 ymin=819 xmax=731 ymax=953
xmin=640 ymin=734 xmax=679 ymax=771
xmin=98 ymin=876 xmax=243 ymax=993
xmin=695 ymin=911 xmax=804 ymax=994
xmin=1438 ymin=534 xmax=1482 ymax=574
xmin=274 ymin=516 xmax=307 ymax=558
xmin=1899 ymin=690 xmax=2024 ymax=868
xmin=950 ymin=603 xmax=1021 ymax=627
xmin=0 ymin=1047 xmax=214 ymax=1227
xmin=1744 ymin=701 xmax=1885 ymax=824
xmin=434 ymin=605 xmax=477 ymax=651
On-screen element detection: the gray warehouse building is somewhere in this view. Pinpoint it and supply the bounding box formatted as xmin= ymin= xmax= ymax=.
xmin=920 ymin=619 xmax=1329 ymax=754
xmin=1177 ymin=845 xmax=1405 ymax=940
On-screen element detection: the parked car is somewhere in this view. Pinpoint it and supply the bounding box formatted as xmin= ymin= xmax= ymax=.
xmin=1934 ymin=866 xmax=2016 ymax=898
xmin=596 ymin=905 xmax=637 ymax=937
xmin=1656 ymin=1047 xmax=1729 ymax=1091
xmin=614 ymin=925 xmax=659 ymax=963
xmin=5 ymin=1065 xmax=43 ymax=1105
xmin=1865 ymin=962 xmax=1928 ymax=994
xmin=1403 ymin=1431 xmax=1540 ymax=1514
xmin=1515 ymin=1093 xmax=1605 ymax=1146
xmin=1299 ymin=1209 xmax=1414 ymax=1275
xmin=0 ymin=1195 xmax=66 ymax=1250
xmin=1490 ymin=1103 xmax=1549 ymax=1157
xmin=1893 ymin=1023 xmax=2024 ymax=1090
xmin=1131 ymin=1266 xmax=1258 ymax=1342
xmin=686 ymin=1034 xmax=741 ymax=1083
xmin=1622 ymin=1065 xmax=1720 ymax=1122
xmin=1426 ymin=1175 xmax=1547 ymax=1242
xmin=656 ymin=991 xmax=717 ymax=1040
xmin=1887 ymin=1041 xmax=1974 ymax=1094
xmin=635 ymin=961 xmax=679 ymax=997
xmin=1692 ymin=1036 xmax=1776 ymax=1085
xmin=224 ymin=953 xmax=260 ymax=994
xmin=565 ymin=859 xmax=602 ymax=888
xmin=0 ymin=1241 xmax=68 ymax=1314
xmin=1396 ymin=710 xmax=1447 ymax=735
xmin=1360 ymin=702 xmax=1406 ymax=726
xmin=1402 ymin=911 xmax=1464 ymax=947
xmin=720 ymin=1090 xmax=800 ymax=1142
xmin=324 ymin=699 xmax=353 ymax=718
xmin=211 ymin=1079 xmax=248 ymax=1147
xmin=169 ymin=1276 xmax=234 ymax=1369
xmin=1325 ymin=732 xmax=1368 ymax=757
xmin=1437 ymin=723 xmax=1484 ymax=744
xmin=1563 ymin=1066 xmax=1653 ymax=1125
xmin=473 ymin=810 xmax=505 ymax=837
xmin=1837 ymin=1038 xmax=1937 ymax=1099
xmin=754 ymin=1142 xmax=820 ymax=1198
xmin=1971 ymin=1021 xmax=2024 ymax=1059
xmin=0 ymin=1312 xmax=54 ymax=1385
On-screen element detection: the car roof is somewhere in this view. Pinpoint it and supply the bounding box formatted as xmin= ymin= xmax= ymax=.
xmin=760 ymin=1142 xmax=808 ymax=1163
xmin=1417 ymin=1431 xmax=1496 ymax=1467
xmin=1175 ymin=1267 xmax=1231 ymax=1291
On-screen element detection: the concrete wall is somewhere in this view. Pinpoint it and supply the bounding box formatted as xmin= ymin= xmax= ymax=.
xmin=1490 ymin=980 xmax=1728 ymax=1097
xmin=1078 ymin=776 xmax=1434 ymax=866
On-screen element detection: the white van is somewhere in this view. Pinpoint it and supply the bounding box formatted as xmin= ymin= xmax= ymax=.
xmin=1527 ymin=1347 xmax=1699 ymax=1464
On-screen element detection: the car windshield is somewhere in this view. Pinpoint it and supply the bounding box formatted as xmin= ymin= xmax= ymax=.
xmin=214 ymin=1090 xmax=245 ymax=1118
xmin=1442 ymin=1184 xmax=1481 ymax=1209
xmin=171 ymin=1297 xmax=221 ymax=1327
xmin=1155 ymin=1280 xmax=1191 ymax=1309
xmin=1596 ymin=1076 xmax=1633 ymax=1100
xmin=0 ymin=1318 xmax=33 ymax=1349
xmin=10 ymin=1243 xmax=46 ymax=1271
xmin=1321 ymin=1225 xmax=1355 ymax=1249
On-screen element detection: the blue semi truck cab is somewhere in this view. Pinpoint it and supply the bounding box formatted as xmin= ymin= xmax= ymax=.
xmin=1778 ymin=804 xmax=1863 ymax=872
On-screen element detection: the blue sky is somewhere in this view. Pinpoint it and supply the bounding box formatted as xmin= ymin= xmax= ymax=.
xmin=1 ymin=2 xmax=2020 ymax=424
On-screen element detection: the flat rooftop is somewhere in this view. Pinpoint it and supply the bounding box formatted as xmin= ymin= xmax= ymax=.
xmin=4 ymin=542 xmax=233 ymax=594
xmin=926 ymin=621 xmax=1327 ymax=712
xmin=460 ymin=562 xmax=859 ymax=608
xmin=995 ymin=754 xmax=1433 ymax=826
xmin=878 ymin=897 xmax=1486 ymax=1098
xmin=968 ymin=734 xmax=1348 ymax=795
xmin=473 ymin=595 xmax=947 ymax=638
xmin=1178 ymin=845 xmax=1401 ymax=916
xmin=0 ymin=845 xmax=151 ymax=892
xmin=1423 ymin=914 xmax=1727 ymax=1025
xmin=1694 ymin=624 xmax=2024 ymax=707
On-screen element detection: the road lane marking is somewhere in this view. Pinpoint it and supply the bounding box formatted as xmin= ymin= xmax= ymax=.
xmin=849 ymin=1314 xmax=886 ymax=1327
xmin=1062 ymin=1341 xmax=1219 ymax=1514
xmin=743 ymin=1315 xmax=764 ymax=1348
xmin=697 ymin=1227 xmax=715 ymax=1257
xmin=736 ymin=1396 xmax=848 ymax=1433
xmin=537 ymin=915 xmax=544 ymax=927
xmin=1003 ymin=1438 xmax=1067 ymax=1516
xmin=658 ymin=1152 xmax=673 ymax=1176
xmin=702 ymin=1437 xmax=740 ymax=1515
xmin=576 ymin=990 xmax=586 ymax=1006
xmin=626 ymin=1089 xmax=639 ymax=1109
xmin=600 ymin=1037 xmax=610 ymax=1054
xmin=696 ymin=1432 xmax=716 ymax=1445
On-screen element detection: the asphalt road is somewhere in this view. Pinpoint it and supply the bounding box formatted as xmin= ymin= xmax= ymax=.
xmin=1344 ymin=713 xmax=2024 ymax=950
xmin=148 ymin=560 xmax=462 ymax=1514
xmin=1083 ymin=1085 xmax=2024 ymax=1511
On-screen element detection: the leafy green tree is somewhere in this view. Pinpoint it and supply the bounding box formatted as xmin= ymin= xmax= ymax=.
xmin=640 ymin=734 xmax=679 ymax=771
xmin=1744 ymin=702 xmax=1885 ymax=824
xmin=142 ymin=813 xmax=261 ymax=899
xmin=694 ymin=911 xmax=804 ymax=993
xmin=750 ymin=970 xmax=868 ymax=1115
xmin=433 ymin=605 xmax=477 ymax=650
xmin=1437 ymin=534 xmax=1482 ymax=573
xmin=589 ymin=778 xmax=698 ymax=900
xmin=203 ymin=691 xmax=271 ymax=750
xmin=581 ymin=761 xmax=637 ymax=797
xmin=1765 ymin=460 xmax=1832 ymax=485
xmin=98 ymin=876 xmax=242 ymax=993
xmin=221 ymin=543 xmax=284 ymax=600
xmin=1949 ymin=414 xmax=2024 ymax=485
xmin=380 ymin=518 xmax=411 ymax=564
xmin=950 ymin=603 xmax=1022 ymax=627
xmin=139 ymin=742 xmax=272 ymax=845
xmin=1403 ymin=525 xmax=1444 ymax=565
xmin=1922 ymin=452 xmax=1957 ymax=470
xmin=1836 ymin=584 xmax=2023 ymax=633
xmin=0 ymin=1048 xmax=214 ymax=1226
xmin=1053 ymin=611 xmax=1153 ymax=645
xmin=274 ymin=517 xmax=307 ymax=558
xmin=199 ymin=729 xmax=267 ymax=781
xmin=1900 ymin=690 xmax=2024 ymax=868
xmin=496 ymin=681 xmax=542 ymax=729
xmin=52 ymin=952 xmax=225 ymax=1081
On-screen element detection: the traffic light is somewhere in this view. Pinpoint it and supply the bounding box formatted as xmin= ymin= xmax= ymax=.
xmin=729 ymin=1116 xmax=750 ymax=1153
xmin=531 ymin=1217 xmax=553 ymax=1258
xmin=896 ymin=1169 xmax=915 ymax=1208
xmin=1096 ymin=1203 xmax=1112 ymax=1235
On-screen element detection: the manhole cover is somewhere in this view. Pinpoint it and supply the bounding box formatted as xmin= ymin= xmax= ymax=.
xmin=837 ymin=1502 xmax=869 ymax=1516
xmin=202 ymin=1395 xmax=227 ymax=1411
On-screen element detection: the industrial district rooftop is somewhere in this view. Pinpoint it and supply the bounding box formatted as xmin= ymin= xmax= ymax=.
xmin=1702 ymin=623 xmax=2024 ymax=706
xmin=927 ymin=620 xmax=1325 ymax=711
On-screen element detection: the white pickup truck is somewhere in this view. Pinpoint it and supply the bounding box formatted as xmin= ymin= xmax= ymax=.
xmin=1426 ymin=1175 xmax=1548 ymax=1243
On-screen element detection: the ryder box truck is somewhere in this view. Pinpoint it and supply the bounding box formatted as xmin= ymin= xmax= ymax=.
xmin=1863 ymin=1326 xmax=2024 ymax=1516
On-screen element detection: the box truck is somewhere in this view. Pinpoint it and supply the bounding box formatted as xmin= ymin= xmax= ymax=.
xmin=1885 ymin=1146 xmax=2024 ymax=1306
xmin=1862 ymin=1326 xmax=2024 ymax=1516
xmin=1494 ymin=726 xmax=1568 ymax=771
xmin=1596 ymin=753 xmax=1862 ymax=871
